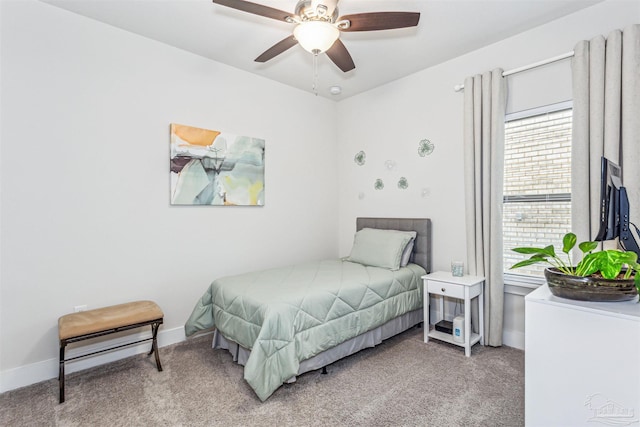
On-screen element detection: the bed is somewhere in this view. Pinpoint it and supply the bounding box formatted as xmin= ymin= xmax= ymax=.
xmin=184 ymin=217 xmax=431 ymax=401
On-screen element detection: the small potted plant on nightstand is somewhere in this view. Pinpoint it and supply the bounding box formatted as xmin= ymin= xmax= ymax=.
xmin=510 ymin=232 xmax=640 ymax=302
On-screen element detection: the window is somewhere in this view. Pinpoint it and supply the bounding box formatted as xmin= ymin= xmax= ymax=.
xmin=503 ymin=102 xmax=573 ymax=279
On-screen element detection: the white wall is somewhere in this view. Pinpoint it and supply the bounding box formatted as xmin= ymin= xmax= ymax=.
xmin=1 ymin=0 xmax=638 ymax=392
xmin=0 ymin=0 xmax=338 ymax=390
xmin=336 ymin=0 xmax=640 ymax=349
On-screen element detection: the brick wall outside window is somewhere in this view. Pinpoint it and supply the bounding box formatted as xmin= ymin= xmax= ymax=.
xmin=503 ymin=109 xmax=572 ymax=276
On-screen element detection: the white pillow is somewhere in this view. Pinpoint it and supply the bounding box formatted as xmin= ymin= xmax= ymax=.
xmin=347 ymin=228 xmax=417 ymax=270
xmin=400 ymin=237 xmax=416 ymax=267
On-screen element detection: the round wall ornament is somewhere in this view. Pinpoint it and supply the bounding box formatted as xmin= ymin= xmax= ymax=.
xmin=418 ymin=139 xmax=435 ymax=157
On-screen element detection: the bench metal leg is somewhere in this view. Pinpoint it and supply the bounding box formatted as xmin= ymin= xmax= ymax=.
xmin=59 ymin=342 xmax=66 ymax=403
xmin=148 ymin=321 xmax=163 ymax=372
xmin=58 ymin=317 xmax=163 ymax=403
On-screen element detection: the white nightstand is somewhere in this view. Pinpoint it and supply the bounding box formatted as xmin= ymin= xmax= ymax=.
xmin=422 ymin=271 xmax=485 ymax=357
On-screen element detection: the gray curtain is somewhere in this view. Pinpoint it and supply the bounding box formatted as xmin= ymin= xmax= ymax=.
xmin=572 ymin=24 xmax=640 ymax=245
xmin=463 ymin=69 xmax=507 ymax=347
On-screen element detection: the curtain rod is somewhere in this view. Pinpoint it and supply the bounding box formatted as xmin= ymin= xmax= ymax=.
xmin=453 ymin=50 xmax=575 ymax=92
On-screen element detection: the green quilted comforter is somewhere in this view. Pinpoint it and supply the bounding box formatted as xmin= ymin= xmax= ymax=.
xmin=184 ymin=259 xmax=425 ymax=401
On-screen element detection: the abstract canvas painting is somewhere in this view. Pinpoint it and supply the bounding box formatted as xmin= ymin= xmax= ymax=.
xmin=170 ymin=123 xmax=265 ymax=206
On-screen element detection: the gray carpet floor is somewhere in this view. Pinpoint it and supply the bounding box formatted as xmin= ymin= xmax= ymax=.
xmin=0 ymin=327 xmax=524 ymax=426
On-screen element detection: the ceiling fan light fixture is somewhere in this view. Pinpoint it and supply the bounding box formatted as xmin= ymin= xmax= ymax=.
xmin=293 ymin=21 xmax=339 ymax=54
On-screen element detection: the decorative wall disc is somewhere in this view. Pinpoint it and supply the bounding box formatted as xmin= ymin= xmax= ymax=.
xmin=418 ymin=139 xmax=435 ymax=157
xmin=354 ymin=151 xmax=366 ymax=166
xmin=398 ymin=177 xmax=408 ymax=189
xmin=374 ymin=179 xmax=384 ymax=190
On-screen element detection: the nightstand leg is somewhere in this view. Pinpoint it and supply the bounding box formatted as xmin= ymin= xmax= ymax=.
xmin=423 ymin=281 xmax=429 ymax=343
xmin=464 ymin=289 xmax=471 ymax=357
xmin=479 ymin=287 xmax=485 ymax=345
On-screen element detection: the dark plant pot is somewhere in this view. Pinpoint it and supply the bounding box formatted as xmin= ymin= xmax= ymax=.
xmin=544 ymin=267 xmax=639 ymax=302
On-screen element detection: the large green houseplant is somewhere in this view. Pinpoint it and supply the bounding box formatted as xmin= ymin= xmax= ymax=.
xmin=511 ymin=232 xmax=640 ymax=302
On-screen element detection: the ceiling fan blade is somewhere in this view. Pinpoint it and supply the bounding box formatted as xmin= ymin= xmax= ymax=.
xmin=338 ymin=12 xmax=420 ymax=32
xmin=326 ymin=39 xmax=355 ymax=72
xmin=212 ymin=0 xmax=292 ymax=22
xmin=255 ymin=35 xmax=298 ymax=62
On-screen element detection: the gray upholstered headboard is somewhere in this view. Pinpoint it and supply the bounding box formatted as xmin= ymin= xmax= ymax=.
xmin=356 ymin=217 xmax=432 ymax=273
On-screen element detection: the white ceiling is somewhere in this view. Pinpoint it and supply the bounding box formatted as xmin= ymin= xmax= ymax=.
xmin=43 ymin=0 xmax=602 ymax=100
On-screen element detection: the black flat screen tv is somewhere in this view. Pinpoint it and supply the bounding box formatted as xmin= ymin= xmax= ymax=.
xmin=594 ymin=156 xmax=640 ymax=257
xmin=595 ymin=157 xmax=622 ymax=241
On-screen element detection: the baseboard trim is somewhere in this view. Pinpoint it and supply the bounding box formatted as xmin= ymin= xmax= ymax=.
xmin=502 ymin=328 xmax=525 ymax=350
xmin=0 ymin=326 xmax=188 ymax=393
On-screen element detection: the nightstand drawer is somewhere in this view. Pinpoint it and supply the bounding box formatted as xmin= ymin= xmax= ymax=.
xmin=427 ymin=280 xmax=465 ymax=299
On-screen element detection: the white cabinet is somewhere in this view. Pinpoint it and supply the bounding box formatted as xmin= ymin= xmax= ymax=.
xmin=423 ymin=271 xmax=485 ymax=357
xmin=525 ymin=284 xmax=640 ymax=427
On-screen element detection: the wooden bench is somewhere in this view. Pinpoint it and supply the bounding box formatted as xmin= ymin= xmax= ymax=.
xmin=58 ymin=300 xmax=164 ymax=403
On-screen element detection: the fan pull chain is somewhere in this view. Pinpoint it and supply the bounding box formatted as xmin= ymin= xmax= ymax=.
xmin=312 ymin=50 xmax=319 ymax=96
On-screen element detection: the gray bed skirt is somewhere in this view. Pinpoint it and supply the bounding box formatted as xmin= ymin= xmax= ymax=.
xmin=212 ymin=308 xmax=423 ymax=382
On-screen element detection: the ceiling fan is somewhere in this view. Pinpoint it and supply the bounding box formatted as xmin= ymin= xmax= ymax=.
xmin=212 ymin=0 xmax=420 ymax=72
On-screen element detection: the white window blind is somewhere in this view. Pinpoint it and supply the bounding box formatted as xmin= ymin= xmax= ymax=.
xmin=503 ymin=103 xmax=573 ymax=277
